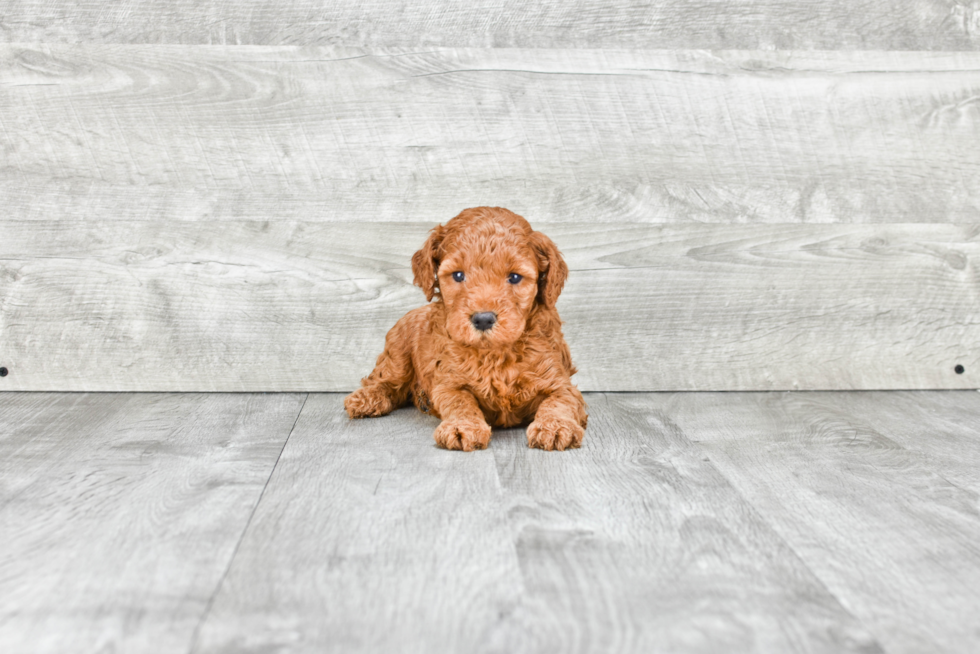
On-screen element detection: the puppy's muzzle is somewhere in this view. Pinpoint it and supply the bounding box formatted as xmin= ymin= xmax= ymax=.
xmin=471 ymin=312 xmax=497 ymax=332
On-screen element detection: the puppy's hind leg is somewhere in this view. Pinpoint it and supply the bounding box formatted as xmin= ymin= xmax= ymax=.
xmin=345 ymin=315 xmax=415 ymax=419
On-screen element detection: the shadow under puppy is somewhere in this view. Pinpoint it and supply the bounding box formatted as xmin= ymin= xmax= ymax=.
xmin=345 ymin=206 xmax=588 ymax=451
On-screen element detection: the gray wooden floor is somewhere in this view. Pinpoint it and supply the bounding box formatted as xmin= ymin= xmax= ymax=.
xmin=2 ymin=392 xmax=980 ymax=653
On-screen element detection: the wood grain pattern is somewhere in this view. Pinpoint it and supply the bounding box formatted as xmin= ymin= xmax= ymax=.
xmin=0 ymin=392 xmax=307 ymax=654
xmin=3 ymin=46 xmax=980 ymax=225
xmin=3 ymin=391 xmax=978 ymax=652
xmin=485 ymin=393 xmax=881 ymax=653
xmin=1 ymin=220 xmax=976 ymax=392
xmin=191 ymin=393 xmax=526 ymax=654
xmin=664 ymin=391 xmax=980 ymax=654
xmin=2 ymin=1 xmax=979 ymax=50
xmin=193 ymin=393 xmax=881 ymax=653
xmin=807 ymin=391 xmax=980 ymax=492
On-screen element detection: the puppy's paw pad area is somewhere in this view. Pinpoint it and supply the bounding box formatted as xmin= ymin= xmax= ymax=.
xmin=434 ymin=420 xmax=492 ymax=451
xmin=344 ymin=387 xmax=395 ymax=419
xmin=526 ymin=417 xmax=584 ymax=451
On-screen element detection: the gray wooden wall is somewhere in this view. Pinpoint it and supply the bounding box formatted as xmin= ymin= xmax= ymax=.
xmin=0 ymin=2 xmax=978 ymax=391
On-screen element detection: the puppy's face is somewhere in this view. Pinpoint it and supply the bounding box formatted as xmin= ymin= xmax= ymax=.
xmin=437 ymin=236 xmax=539 ymax=348
xmin=412 ymin=207 xmax=569 ymax=349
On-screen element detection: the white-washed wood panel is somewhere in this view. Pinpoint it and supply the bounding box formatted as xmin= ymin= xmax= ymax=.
xmin=664 ymin=391 xmax=980 ymax=654
xmin=2 ymin=46 xmax=980 ymax=224
xmin=0 ymin=392 xmax=306 ymax=654
xmin=1 ymin=220 xmax=976 ymax=391
xmin=804 ymin=391 xmax=980 ymax=493
xmin=1 ymin=0 xmax=979 ymax=50
xmin=484 ymin=393 xmax=880 ymax=653
xmin=194 ymin=394 xmax=881 ymax=653
xmin=192 ymin=394 xmax=526 ymax=653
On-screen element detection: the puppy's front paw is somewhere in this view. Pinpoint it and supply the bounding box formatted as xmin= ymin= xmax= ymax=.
xmin=434 ymin=419 xmax=492 ymax=451
xmin=344 ymin=386 xmax=395 ymax=419
xmin=526 ymin=417 xmax=584 ymax=451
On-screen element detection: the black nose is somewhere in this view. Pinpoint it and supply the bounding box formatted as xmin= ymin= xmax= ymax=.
xmin=471 ymin=312 xmax=497 ymax=332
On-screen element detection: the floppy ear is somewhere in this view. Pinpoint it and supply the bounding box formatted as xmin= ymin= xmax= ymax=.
xmin=411 ymin=224 xmax=445 ymax=301
xmin=530 ymin=231 xmax=568 ymax=308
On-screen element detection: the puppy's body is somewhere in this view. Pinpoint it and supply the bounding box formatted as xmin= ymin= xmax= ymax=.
xmin=345 ymin=207 xmax=587 ymax=451
xmin=370 ymin=300 xmax=577 ymax=428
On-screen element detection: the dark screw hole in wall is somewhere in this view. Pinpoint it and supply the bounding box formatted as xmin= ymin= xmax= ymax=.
xmin=0 ymin=367 xmax=7 ymax=377
xmin=955 ymin=364 xmax=965 ymax=375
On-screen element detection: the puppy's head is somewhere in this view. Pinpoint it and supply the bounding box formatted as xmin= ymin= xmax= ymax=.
xmin=412 ymin=207 xmax=568 ymax=348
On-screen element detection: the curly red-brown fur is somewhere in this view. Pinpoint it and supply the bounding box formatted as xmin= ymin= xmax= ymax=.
xmin=345 ymin=207 xmax=588 ymax=451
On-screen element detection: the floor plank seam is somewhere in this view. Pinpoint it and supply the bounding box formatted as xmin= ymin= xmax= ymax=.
xmin=185 ymin=392 xmax=310 ymax=654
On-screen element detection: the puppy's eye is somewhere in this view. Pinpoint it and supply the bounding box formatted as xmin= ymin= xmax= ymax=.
xmin=507 ymin=273 xmax=523 ymax=284
xmin=452 ymin=271 xmax=465 ymax=282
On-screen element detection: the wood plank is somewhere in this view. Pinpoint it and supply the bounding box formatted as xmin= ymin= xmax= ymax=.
xmin=0 ymin=392 xmax=306 ymax=654
xmin=804 ymin=391 xmax=980 ymax=492
xmin=193 ymin=393 xmax=882 ymax=653
xmin=486 ymin=393 xmax=882 ymax=653
xmin=190 ymin=393 xmax=526 ymax=653
xmin=1 ymin=1 xmax=978 ymax=50
xmin=3 ymin=47 xmax=980 ymax=225
xmin=1 ymin=220 xmax=976 ymax=391
xmin=664 ymin=391 xmax=980 ymax=654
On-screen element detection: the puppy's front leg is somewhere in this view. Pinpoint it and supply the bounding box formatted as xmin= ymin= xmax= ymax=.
xmin=527 ymin=386 xmax=588 ymax=451
xmin=429 ymin=387 xmax=492 ymax=451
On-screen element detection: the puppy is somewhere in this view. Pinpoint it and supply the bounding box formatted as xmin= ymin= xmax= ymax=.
xmin=344 ymin=207 xmax=587 ymax=451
